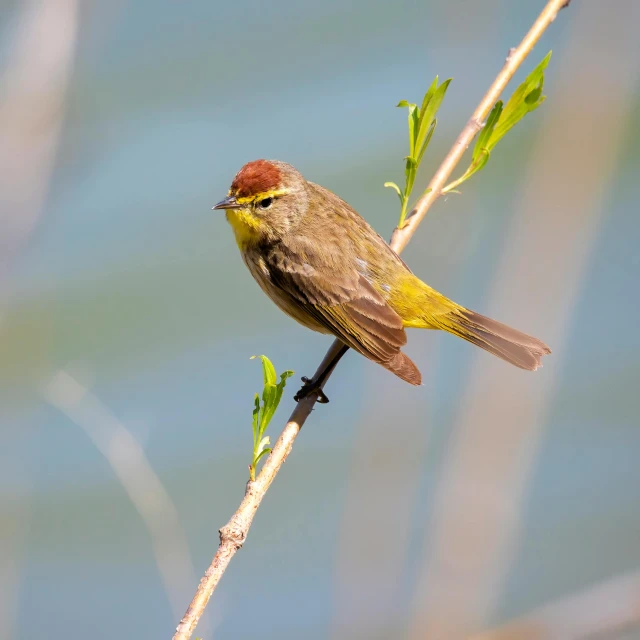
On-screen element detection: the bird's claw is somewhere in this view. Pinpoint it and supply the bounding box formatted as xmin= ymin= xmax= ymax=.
xmin=294 ymin=376 xmax=329 ymax=404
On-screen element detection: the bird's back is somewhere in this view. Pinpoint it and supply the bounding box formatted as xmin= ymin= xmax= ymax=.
xmin=304 ymin=182 xmax=457 ymax=326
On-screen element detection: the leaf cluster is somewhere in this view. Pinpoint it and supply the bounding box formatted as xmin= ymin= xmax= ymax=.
xmin=385 ymin=52 xmax=551 ymax=219
xmin=385 ymin=76 xmax=451 ymax=227
xmin=249 ymin=356 xmax=293 ymax=481
xmin=443 ymin=52 xmax=551 ymax=193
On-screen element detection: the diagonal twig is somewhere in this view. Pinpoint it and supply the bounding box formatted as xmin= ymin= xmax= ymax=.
xmin=173 ymin=1 xmax=571 ymax=637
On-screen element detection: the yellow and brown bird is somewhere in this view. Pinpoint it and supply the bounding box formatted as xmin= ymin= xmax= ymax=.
xmin=214 ymin=159 xmax=550 ymax=402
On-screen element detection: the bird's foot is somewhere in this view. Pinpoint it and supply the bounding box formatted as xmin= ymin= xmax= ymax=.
xmin=294 ymin=376 xmax=329 ymax=404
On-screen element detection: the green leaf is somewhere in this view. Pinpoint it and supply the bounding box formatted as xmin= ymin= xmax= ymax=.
xmin=254 ymin=447 xmax=272 ymax=465
xmin=467 ymin=149 xmax=490 ymax=179
xmin=250 ymin=355 xmax=280 ymax=436
xmin=249 ymin=356 xmax=293 ymax=480
xmin=274 ymin=369 xmax=294 ymax=413
xmin=384 ymin=182 xmax=403 ymax=203
xmin=417 ymin=118 xmax=437 ymax=164
xmin=260 ymin=387 xmax=277 ymax=433
xmin=419 ymin=76 xmax=439 ymax=118
xmin=397 ymin=100 xmax=420 ymax=157
xmin=252 ymin=393 xmax=260 ymax=447
xmin=388 ymin=76 xmax=452 ymax=229
xmin=442 ymin=52 xmax=551 ymax=195
xmin=408 ymin=105 xmax=419 ymax=157
xmin=260 ymin=373 xmax=293 ymax=435
xmin=525 ymin=86 xmax=542 ymax=105
xmin=257 ymin=435 xmax=270 ymax=453
xmin=473 ymin=100 xmax=503 ymax=163
xmin=404 ymin=159 xmax=414 ymax=188
xmin=489 ymin=51 xmax=551 ymax=148
xmin=384 ymin=181 xmax=402 ymax=195
xmin=416 ymin=78 xmax=451 ymax=156
xmin=251 ymin=354 xmax=277 ymax=387
xmin=442 ymin=150 xmax=490 ymax=194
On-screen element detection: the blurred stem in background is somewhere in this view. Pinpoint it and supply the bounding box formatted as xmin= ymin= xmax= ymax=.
xmin=0 ymin=0 xmax=79 ymax=289
xmin=473 ymin=570 xmax=640 ymax=639
xmin=407 ymin=1 xmax=640 ymax=635
xmin=173 ymin=2 xmax=572 ymax=639
xmin=0 ymin=2 xmax=79 ymax=638
xmin=44 ymin=370 xmax=202 ymax=629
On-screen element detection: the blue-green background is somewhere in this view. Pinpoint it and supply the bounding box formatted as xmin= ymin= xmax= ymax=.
xmin=2 ymin=1 xmax=640 ymax=638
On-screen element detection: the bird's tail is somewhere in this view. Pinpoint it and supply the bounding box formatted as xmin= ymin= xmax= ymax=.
xmin=382 ymin=351 xmax=423 ymax=385
xmin=441 ymin=309 xmax=551 ymax=370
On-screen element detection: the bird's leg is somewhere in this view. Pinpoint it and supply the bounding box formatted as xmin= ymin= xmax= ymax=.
xmin=294 ymin=342 xmax=349 ymax=404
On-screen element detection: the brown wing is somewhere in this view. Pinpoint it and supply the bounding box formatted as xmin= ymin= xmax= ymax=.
xmin=264 ymin=245 xmax=422 ymax=385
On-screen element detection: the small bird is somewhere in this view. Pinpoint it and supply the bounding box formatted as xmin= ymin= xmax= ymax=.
xmin=214 ymin=159 xmax=550 ymax=402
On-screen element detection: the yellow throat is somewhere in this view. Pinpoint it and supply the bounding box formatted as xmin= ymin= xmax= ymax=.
xmin=226 ymin=209 xmax=261 ymax=248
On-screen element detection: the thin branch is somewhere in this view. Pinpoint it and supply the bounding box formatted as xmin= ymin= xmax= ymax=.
xmin=173 ymin=344 xmax=342 ymax=639
xmin=173 ymin=1 xmax=570 ymax=637
xmin=389 ymin=0 xmax=568 ymax=253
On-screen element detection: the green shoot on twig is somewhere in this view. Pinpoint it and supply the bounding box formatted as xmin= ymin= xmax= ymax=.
xmin=249 ymin=355 xmax=294 ymax=482
xmin=385 ymin=76 xmax=452 ymax=228
xmin=443 ymin=52 xmax=551 ymax=194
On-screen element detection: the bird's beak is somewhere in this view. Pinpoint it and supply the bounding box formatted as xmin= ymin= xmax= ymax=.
xmin=212 ymin=195 xmax=241 ymax=210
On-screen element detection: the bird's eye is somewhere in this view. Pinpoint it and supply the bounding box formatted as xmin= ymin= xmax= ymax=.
xmin=258 ymin=197 xmax=273 ymax=210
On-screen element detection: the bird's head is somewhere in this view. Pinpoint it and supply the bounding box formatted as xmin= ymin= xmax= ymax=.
xmin=213 ymin=159 xmax=309 ymax=247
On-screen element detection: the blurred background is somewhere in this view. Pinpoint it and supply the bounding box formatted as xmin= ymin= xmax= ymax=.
xmin=1 ymin=0 xmax=639 ymax=638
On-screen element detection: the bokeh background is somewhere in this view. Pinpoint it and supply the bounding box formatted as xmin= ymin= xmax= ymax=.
xmin=2 ymin=1 xmax=640 ymax=638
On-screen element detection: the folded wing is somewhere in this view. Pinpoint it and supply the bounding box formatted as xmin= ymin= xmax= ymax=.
xmin=265 ymin=245 xmax=422 ymax=385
